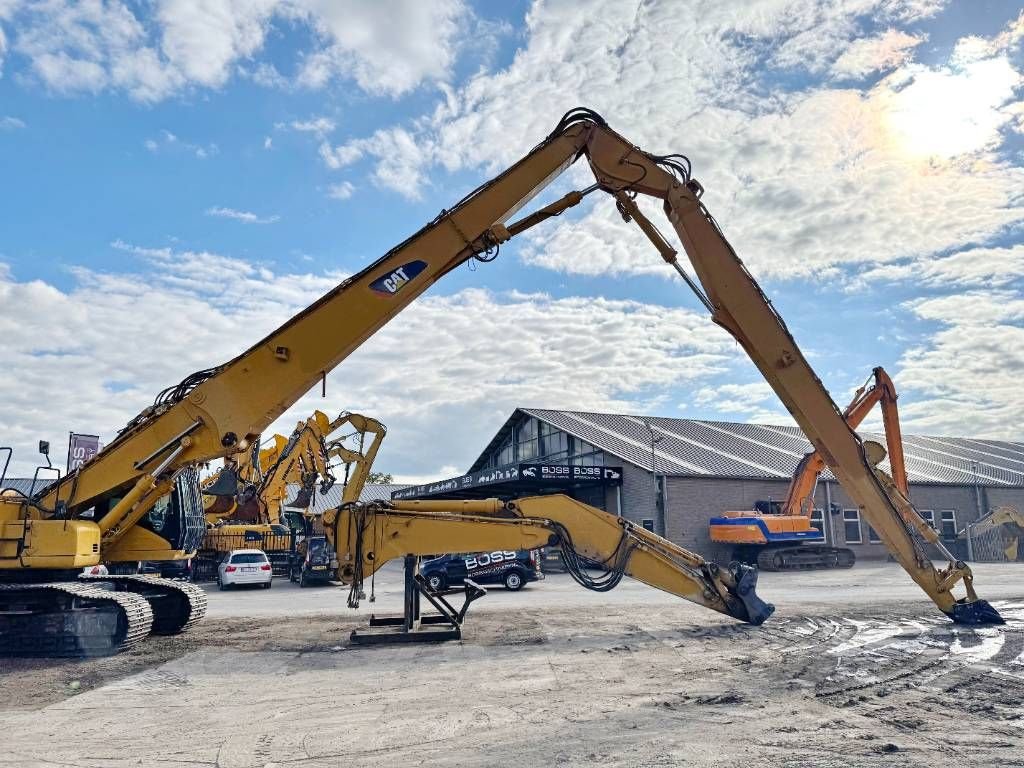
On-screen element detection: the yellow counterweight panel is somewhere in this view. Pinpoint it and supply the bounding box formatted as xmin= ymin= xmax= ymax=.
xmin=3 ymin=519 xmax=101 ymax=569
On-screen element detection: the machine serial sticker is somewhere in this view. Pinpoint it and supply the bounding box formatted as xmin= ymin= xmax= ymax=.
xmin=370 ymin=260 xmax=428 ymax=295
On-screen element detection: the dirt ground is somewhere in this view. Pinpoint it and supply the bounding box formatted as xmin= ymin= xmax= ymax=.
xmin=1 ymin=569 xmax=1022 ymax=767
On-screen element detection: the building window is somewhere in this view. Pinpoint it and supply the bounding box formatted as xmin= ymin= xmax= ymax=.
xmin=917 ymin=509 xmax=935 ymax=529
xmin=539 ymin=422 xmax=569 ymax=462
xmin=868 ymin=525 xmax=881 ymax=544
xmin=641 ymin=519 xmax=655 ymax=532
xmin=809 ymin=508 xmax=824 ymax=535
xmin=517 ymin=417 xmax=539 ymax=461
xmin=571 ymin=438 xmax=603 ymax=466
xmin=940 ymin=509 xmax=957 ymax=540
xmin=843 ymin=509 xmax=862 ymax=544
xmin=494 ymin=434 xmax=514 ymax=467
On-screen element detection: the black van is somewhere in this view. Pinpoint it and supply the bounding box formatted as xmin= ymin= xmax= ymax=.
xmin=421 ymin=550 xmax=542 ymax=592
xmin=289 ymin=536 xmax=335 ymax=587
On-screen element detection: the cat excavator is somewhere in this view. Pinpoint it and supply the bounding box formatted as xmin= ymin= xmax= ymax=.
xmin=287 ymin=412 xmax=388 ymax=586
xmin=711 ymin=367 xmax=906 ymax=570
xmin=0 ymin=107 xmax=1003 ymax=657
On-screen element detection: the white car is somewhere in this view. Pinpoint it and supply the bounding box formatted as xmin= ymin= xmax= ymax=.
xmin=217 ymin=549 xmax=273 ymax=590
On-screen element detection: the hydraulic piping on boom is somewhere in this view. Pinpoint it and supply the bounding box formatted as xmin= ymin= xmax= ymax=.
xmin=323 ymin=496 xmax=774 ymax=626
xmin=0 ymin=107 xmax=1002 ymax=659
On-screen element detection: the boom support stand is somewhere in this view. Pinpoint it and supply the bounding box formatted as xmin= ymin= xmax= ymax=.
xmin=349 ymin=555 xmax=487 ymax=645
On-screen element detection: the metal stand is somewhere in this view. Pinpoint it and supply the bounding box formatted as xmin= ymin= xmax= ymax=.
xmin=349 ymin=555 xmax=487 ymax=645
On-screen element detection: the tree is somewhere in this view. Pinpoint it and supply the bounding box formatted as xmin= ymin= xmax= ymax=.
xmin=367 ymin=471 xmax=393 ymax=484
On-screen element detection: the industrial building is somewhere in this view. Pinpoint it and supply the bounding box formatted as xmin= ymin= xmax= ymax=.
xmin=391 ymin=408 xmax=1024 ymax=562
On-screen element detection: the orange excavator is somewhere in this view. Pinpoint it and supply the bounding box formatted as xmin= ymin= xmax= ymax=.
xmin=711 ymin=367 xmax=908 ymax=570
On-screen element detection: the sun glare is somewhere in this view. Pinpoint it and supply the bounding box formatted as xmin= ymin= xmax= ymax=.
xmin=885 ymin=58 xmax=1019 ymax=160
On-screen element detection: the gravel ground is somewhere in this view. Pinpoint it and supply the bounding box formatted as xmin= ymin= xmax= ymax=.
xmin=0 ymin=562 xmax=1021 ymax=767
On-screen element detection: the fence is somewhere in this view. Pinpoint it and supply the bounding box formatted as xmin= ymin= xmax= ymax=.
xmin=193 ymin=528 xmax=298 ymax=581
xmin=963 ymin=521 xmax=1023 ymax=563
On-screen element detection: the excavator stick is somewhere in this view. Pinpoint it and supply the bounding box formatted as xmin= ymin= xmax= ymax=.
xmin=326 ymin=495 xmax=774 ymax=626
xmin=578 ymin=117 xmax=1002 ymax=624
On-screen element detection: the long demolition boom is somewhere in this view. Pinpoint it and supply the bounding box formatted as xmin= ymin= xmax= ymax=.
xmin=16 ymin=108 xmax=1002 ymax=624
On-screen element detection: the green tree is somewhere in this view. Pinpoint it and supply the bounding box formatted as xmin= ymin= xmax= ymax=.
xmin=367 ymin=471 xmax=393 ymax=484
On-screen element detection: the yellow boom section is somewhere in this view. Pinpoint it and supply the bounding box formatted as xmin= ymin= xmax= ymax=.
xmin=10 ymin=108 xmax=1003 ymax=624
xmin=325 ymin=495 xmax=774 ymax=625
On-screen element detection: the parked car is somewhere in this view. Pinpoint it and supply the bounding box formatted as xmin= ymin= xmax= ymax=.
xmin=217 ymin=549 xmax=273 ymax=590
xmin=289 ymin=535 xmax=336 ymax=587
xmin=421 ymin=549 xmax=543 ymax=592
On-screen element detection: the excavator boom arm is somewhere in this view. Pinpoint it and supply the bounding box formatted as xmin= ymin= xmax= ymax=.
xmin=327 ymin=494 xmax=773 ymax=625
xmin=19 ymin=108 xmax=1002 ymax=624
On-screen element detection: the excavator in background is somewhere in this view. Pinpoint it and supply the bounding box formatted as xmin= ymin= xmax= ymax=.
xmin=711 ymin=367 xmax=907 ymax=571
xmin=0 ymin=107 xmax=1004 ymax=658
xmin=962 ymin=505 xmax=1024 ymax=562
xmin=198 ymin=410 xmax=343 ymax=576
xmin=288 ymin=412 xmax=387 ymax=586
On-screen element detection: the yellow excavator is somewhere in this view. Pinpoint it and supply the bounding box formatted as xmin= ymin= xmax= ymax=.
xmin=962 ymin=505 xmax=1024 ymax=562
xmin=711 ymin=367 xmax=906 ymax=570
xmin=287 ymin=412 xmax=387 ymax=586
xmin=0 ymin=107 xmax=1003 ymax=658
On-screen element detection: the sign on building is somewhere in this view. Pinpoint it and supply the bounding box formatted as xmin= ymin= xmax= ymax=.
xmin=518 ymin=464 xmax=622 ymax=483
xmin=67 ymin=433 xmax=101 ymax=473
xmin=392 ymin=462 xmax=623 ymax=500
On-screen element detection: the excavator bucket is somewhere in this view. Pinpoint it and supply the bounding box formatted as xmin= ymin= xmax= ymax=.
xmin=948 ymin=600 xmax=1005 ymax=626
xmin=728 ymin=562 xmax=775 ymax=626
xmin=203 ymin=467 xmax=239 ymax=497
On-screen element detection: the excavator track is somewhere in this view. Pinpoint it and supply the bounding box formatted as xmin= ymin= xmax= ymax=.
xmin=0 ymin=582 xmax=154 ymax=657
xmin=756 ymin=546 xmax=856 ymax=572
xmin=80 ymin=574 xmax=208 ymax=635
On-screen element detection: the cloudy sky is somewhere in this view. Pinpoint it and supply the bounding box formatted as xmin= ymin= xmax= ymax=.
xmin=1 ymin=0 xmax=1022 ymax=482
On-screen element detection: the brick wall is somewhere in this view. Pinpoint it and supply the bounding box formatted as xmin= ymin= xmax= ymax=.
xmin=663 ymin=476 xmax=792 ymax=561
xmin=654 ymin=474 xmax=1021 ymax=563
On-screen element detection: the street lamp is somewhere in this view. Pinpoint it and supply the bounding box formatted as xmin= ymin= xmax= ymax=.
xmin=645 ymin=419 xmax=666 ymax=534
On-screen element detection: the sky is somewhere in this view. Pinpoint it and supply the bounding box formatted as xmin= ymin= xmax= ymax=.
xmin=1 ymin=0 xmax=1022 ymax=483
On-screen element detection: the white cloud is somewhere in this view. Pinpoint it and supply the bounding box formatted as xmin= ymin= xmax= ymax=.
xmin=318 ymin=139 xmax=363 ymax=169
xmin=850 ymin=244 xmax=1024 ymax=289
xmin=0 ymin=0 xmax=469 ymax=101
xmin=319 ymin=127 xmax=434 ymax=198
xmin=831 ymin=29 xmax=925 ymax=79
xmin=328 ymin=0 xmax=1022 ymax=283
xmin=687 ymin=380 xmax=792 ymax=424
xmin=284 ymin=116 xmax=335 ymax=136
xmin=156 ymin=0 xmax=277 ymax=89
xmin=205 ymin=206 xmax=280 ymax=224
xmin=145 ymin=129 xmax=218 ymax=158
xmin=0 ymin=250 xmax=736 ymax=477
xmin=263 ymin=136 xmax=272 ymax=150
xmin=293 ymin=0 xmax=467 ymax=96
xmin=0 ymin=115 xmax=24 ymax=129
xmin=327 ymin=181 xmax=354 ymax=200
xmin=895 ymin=290 xmax=1024 ymax=439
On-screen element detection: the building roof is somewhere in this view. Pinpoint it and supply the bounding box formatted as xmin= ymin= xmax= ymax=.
xmin=0 ymin=477 xmax=47 ymax=496
xmin=470 ymin=408 xmax=1024 ymax=488
xmin=283 ymin=482 xmax=411 ymax=513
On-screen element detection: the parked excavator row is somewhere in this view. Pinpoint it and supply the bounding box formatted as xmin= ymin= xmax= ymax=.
xmin=711 ymin=367 xmax=905 ymax=571
xmin=0 ymin=106 xmax=1004 ymax=658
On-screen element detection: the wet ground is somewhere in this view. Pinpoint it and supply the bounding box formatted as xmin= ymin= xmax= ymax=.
xmin=1 ymin=563 xmax=1021 ymax=767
